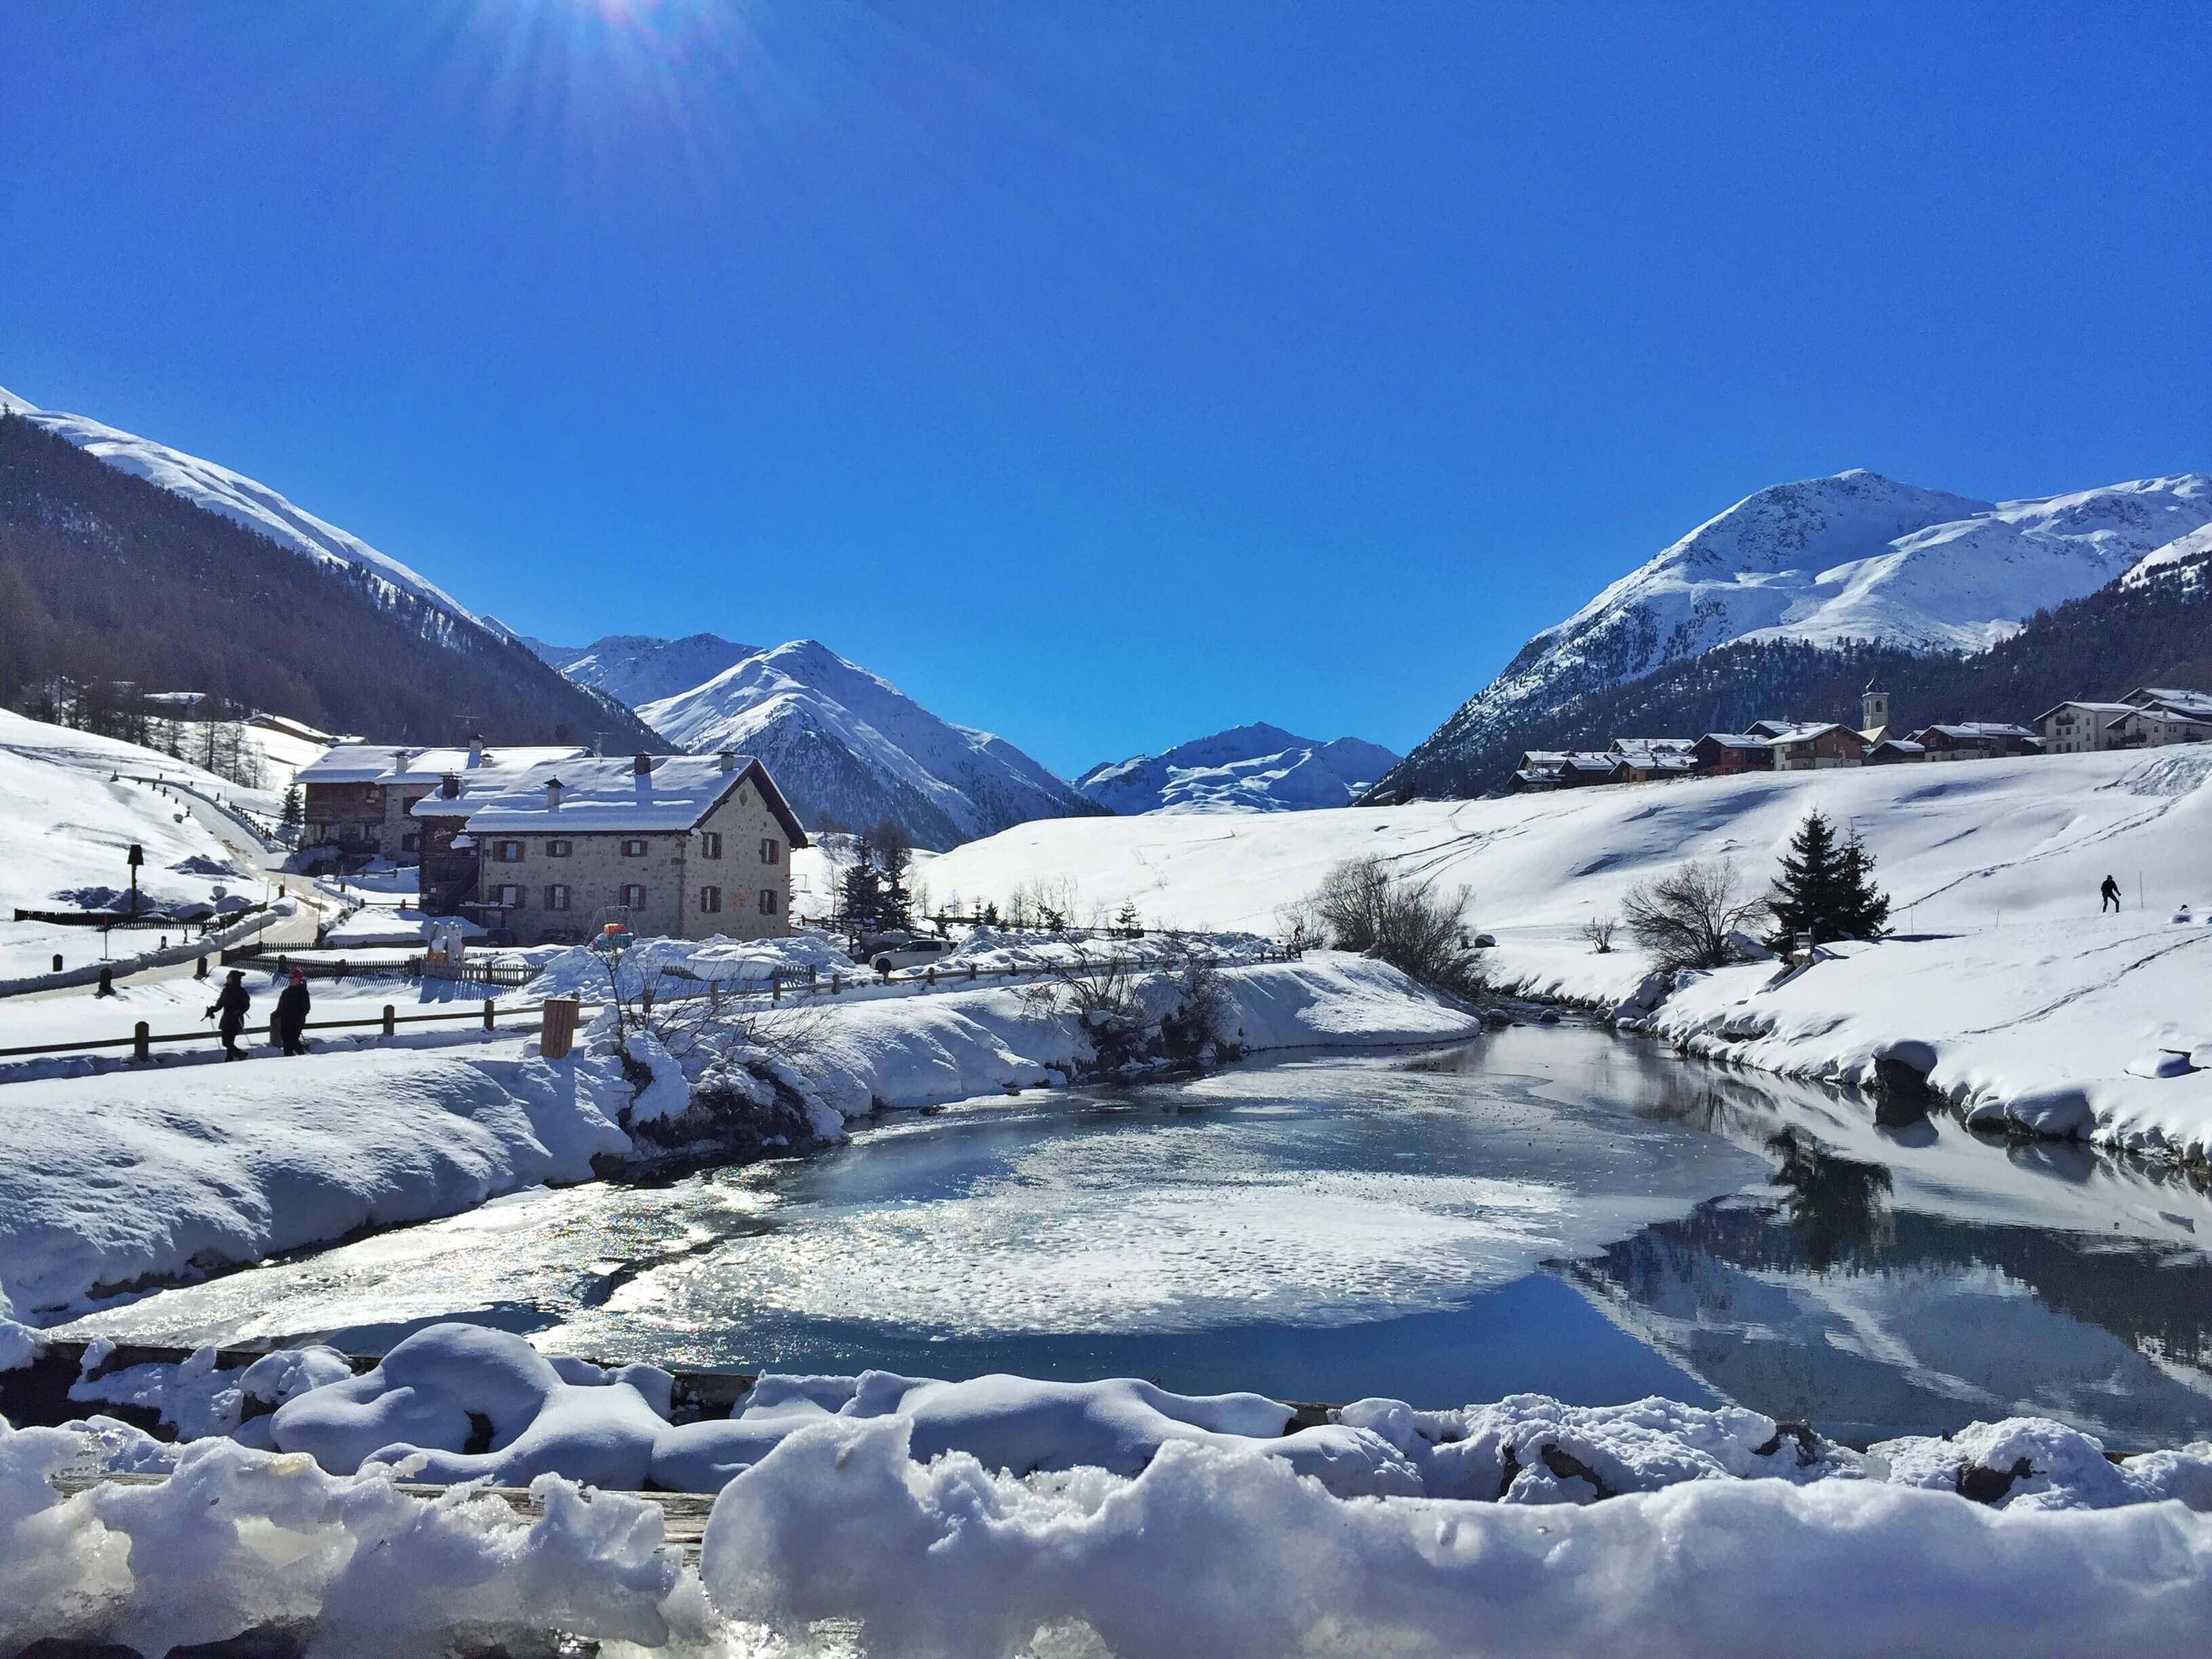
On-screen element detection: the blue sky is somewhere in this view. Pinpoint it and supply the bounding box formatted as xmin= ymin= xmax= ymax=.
xmin=4 ymin=1 xmax=2207 ymax=775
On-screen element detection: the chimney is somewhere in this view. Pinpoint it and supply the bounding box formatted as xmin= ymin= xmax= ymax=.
xmin=546 ymin=777 xmax=565 ymax=811
xmin=718 ymin=749 xmax=737 ymax=773
xmin=390 ymin=748 xmax=409 ymax=773
xmin=633 ymin=752 xmax=653 ymax=777
xmin=441 ymin=772 xmax=461 ymax=800
xmin=468 ymin=734 xmax=485 ymax=766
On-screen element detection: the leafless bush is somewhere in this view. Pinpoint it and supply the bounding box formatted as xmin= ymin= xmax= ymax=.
xmin=1580 ymin=914 xmax=1617 ymax=954
xmin=1305 ymin=855 xmax=1481 ymax=997
xmin=1620 ymin=859 xmax=1762 ymax=972
xmin=642 ymin=972 xmax=833 ymax=1075
xmin=1023 ymin=939 xmax=1233 ymax=1072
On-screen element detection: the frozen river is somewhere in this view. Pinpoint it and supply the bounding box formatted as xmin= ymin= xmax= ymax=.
xmin=61 ymin=1027 xmax=2212 ymax=1446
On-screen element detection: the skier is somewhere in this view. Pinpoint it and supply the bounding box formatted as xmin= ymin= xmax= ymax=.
xmin=274 ymin=968 xmax=312 ymax=1056
xmin=2100 ymin=874 xmax=2122 ymax=914
xmin=206 ymin=969 xmax=251 ymax=1060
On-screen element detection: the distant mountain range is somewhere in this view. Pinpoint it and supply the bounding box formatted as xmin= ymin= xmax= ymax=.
xmin=521 ymin=632 xmax=760 ymax=708
xmin=630 ymin=639 xmax=1102 ymax=848
xmin=1076 ymin=723 xmax=1399 ymax=815
xmin=1369 ymin=469 xmax=2212 ymax=800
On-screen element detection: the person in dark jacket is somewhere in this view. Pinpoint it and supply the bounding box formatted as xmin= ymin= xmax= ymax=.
xmin=274 ymin=969 xmax=312 ymax=1056
xmin=206 ymin=969 xmax=251 ymax=1060
xmin=2101 ymin=874 xmax=2122 ymax=913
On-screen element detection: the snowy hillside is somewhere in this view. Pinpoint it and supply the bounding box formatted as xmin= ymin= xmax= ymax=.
xmin=638 ymin=639 xmax=1099 ymax=848
xmin=0 ymin=383 xmax=480 ymax=633
xmin=520 ymin=631 xmax=760 ymax=708
xmin=928 ymin=750 xmax=2212 ymax=1161
xmin=1373 ymin=469 xmax=2212 ymax=800
xmin=1077 ymin=723 xmax=1400 ymax=814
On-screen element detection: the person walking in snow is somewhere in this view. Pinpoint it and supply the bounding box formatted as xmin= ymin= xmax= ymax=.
xmin=206 ymin=969 xmax=251 ymax=1060
xmin=274 ymin=968 xmax=312 ymax=1056
xmin=2101 ymin=874 xmax=2122 ymax=913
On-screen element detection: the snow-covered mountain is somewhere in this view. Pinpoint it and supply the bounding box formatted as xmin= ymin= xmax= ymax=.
xmin=522 ymin=632 xmax=761 ymax=708
xmin=1370 ymin=468 xmax=2212 ymax=801
xmin=636 ymin=639 xmax=1099 ymax=848
xmin=0 ymin=383 xmax=482 ymax=637
xmin=1076 ymin=724 xmax=1400 ymax=815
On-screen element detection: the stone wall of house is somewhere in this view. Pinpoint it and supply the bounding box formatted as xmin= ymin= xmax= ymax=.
xmin=680 ymin=776 xmax=795 ymax=941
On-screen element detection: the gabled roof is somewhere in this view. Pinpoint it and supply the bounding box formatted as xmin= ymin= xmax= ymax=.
xmin=1609 ymin=737 xmax=1696 ymax=756
xmin=1745 ymin=720 xmax=1798 ymax=738
xmin=462 ymin=754 xmax=809 ymax=845
xmin=1868 ymin=738 xmax=1925 ymax=754
xmin=1767 ymin=722 xmax=1858 ymax=746
xmin=2031 ymin=700 xmax=2136 ymax=724
xmin=408 ymin=746 xmax=593 ymax=817
xmin=1914 ymin=722 xmax=2036 ymax=741
xmin=2105 ymin=704 xmax=2212 ymax=731
xmin=1695 ymin=732 xmax=1770 ymax=750
xmin=297 ymin=743 xmax=424 ymax=784
xmin=2123 ymin=687 xmax=2212 ymax=718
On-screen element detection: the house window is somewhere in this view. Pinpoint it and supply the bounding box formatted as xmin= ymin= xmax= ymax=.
xmin=758 ymin=888 xmax=777 ymax=916
xmin=495 ymin=840 xmax=524 ymax=862
xmin=700 ymin=832 xmax=722 ymax=859
xmin=621 ymin=884 xmax=646 ymax=911
xmin=544 ymin=884 xmax=570 ymax=912
xmin=621 ymin=838 xmax=648 ymax=858
xmin=759 ymin=837 xmax=780 ymax=864
xmin=546 ymin=839 xmax=571 ymax=858
xmin=401 ymin=833 xmax=419 ymax=853
xmin=699 ymin=884 xmax=721 ymax=914
xmin=497 ymin=884 xmax=522 ymax=907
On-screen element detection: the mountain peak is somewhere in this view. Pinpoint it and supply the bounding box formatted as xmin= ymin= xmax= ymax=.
xmin=1078 ymin=724 xmax=1401 ymax=815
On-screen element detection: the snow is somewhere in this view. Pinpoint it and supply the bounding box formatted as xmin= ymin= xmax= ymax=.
xmin=925 ymin=747 xmax=2212 ymax=1162
xmin=12 ymin=1322 xmax=2212 ymax=1654
xmin=525 ymin=630 xmax=762 ymax=706
xmin=0 ymin=383 xmax=483 ymax=631
xmin=1076 ymin=722 xmax=1401 ymax=814
xmin=636 ymin=639 xmax=1094 ymax=848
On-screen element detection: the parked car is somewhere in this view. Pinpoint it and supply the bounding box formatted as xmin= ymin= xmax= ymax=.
xmin=872 ymin=937 xmax=953 ymax=975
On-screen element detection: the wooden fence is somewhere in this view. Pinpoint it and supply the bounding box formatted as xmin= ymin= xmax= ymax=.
xmin=0 ymin=947 xmax=1304 ymax=1066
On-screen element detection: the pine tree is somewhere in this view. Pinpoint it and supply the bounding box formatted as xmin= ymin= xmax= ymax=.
xmin=1768 ymin=810 xmax=1888 ymax=946
xmin=281 ymin=784 xmax=303 ymax=830
xmin=1115 ymin=899 xmax=1142 ymax=935
xmin=840 ymin=836 xmax=887 ymax=935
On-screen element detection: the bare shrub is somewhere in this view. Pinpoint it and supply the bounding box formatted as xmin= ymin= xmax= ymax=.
xmin=1305 ymin=855 xmax=1481 ymax=997
xmin=1620 ymin=859 xmax=1762 ymax=972
xmin=1580 ymin=914 xmax=1617 ymax=954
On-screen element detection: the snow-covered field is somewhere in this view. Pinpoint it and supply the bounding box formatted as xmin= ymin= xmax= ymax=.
xmin=6 ymin=1320 xmax=2211 ymax=1656
xmin=927 ymin=747 xmax=2212 ymax=1162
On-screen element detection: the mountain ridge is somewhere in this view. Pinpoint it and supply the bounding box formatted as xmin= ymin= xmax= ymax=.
xmin=1077 ymin=722 xmax=1400 ymax=815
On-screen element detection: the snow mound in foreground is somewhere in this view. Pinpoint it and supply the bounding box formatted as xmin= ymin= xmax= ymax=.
xmin=15 ymin=1323 xmax=2212 ymax=1656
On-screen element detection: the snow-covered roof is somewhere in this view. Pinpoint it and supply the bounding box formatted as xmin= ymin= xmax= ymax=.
xmin=462 ymin=754 xmax=808 ymax=843
xmin=1914 ymin=723 xmax=2037 ymax=741
xmin=1766 ymin=722 xmax=1857 ymax=746
xmin=1696 ymin=733 xmax=1771 ymax=750
xmin=407 ymin=746 xmax=593 ymax=817
xmin=2105 ymin=705 xmax=2212 ymax=730
xmin=1744 ymin=720 xmax=1799 ymax=738
xmin=1610 ymin=737 xmax=1695 ymax=755
xmin=296 ymin=743 xmax=424 ymax=785
xmin=2031 ymin=701 xmax=2137 ymax=724
xmin=1870 ymin=739 xmax=1927 ymax=754
xmin=2125 ymin=687 xmax=2212 ymax=719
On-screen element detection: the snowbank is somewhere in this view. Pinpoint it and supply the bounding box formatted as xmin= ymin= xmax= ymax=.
xmin=521 ymin=930 xmax=856 ymax=1001
xmin=927 ymin=749 xmax=2212 ymax=1164
xmin=15 ymin=1322 xmax=2212 ymax=1656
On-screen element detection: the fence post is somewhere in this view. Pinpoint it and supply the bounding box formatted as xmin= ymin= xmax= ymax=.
xmin=197 ymin=956 xmax=209 ymax=979
xmin=483 ymin=998 xmax=495 ymax=1031
xmin=710 ymin=981 xmax=720 ymax=1014
xmin=968 ymin=962 xmax=977 ymax=981
xmin=832 ymin=972 xmax=842 ymax=994
xmin=133 ymin=1021 xmax=150 ymax=1062
xmin=51 ymin=954 xmax=62 ymax=972
xmin=926 ymin=965 xmax=937 ymax=988
xmin=96 ymin=967 xmax=112 ymax=997
xmin=773 ymin=978 xmax=781 ymax=1004
xmin=382 ymin=1004 xmax=396 ymax=1038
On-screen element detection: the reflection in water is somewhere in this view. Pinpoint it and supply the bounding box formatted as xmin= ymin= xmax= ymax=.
xmin=54 ymin=1027 xmax=2212 ymax=1446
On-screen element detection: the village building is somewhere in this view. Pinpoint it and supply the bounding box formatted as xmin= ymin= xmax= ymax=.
xmin=1744 ymin=719 xmax=1799 ymax=740
xmin=2101 ymin=702 xmax=2212 ymax=750
xmin=295 ymin=743 xmax=427 ymax=863
xmin=395 ymin=741 xmax=593 ymax=913
xmin=1863 ymin=737 xmax=1927 ymax=765
xmin=1767 ymin=723 xmax=1868 ymax=771
xmin=1607 ymin=738 xmax=1697 ymax=781
xmin=1908 ymin=723 xmax=2042 ymax=762
xmin=459 ymin=751 xmax=808 ymax=944
xmin=2033 ymin=701 xmax=2139 ymax=754
xmin=1690 ymin=733 xmax=1775 ymax=776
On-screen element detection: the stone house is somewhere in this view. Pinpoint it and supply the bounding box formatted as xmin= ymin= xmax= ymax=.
xmin=295 ymin=743 xmax=424 ymax=863
xmin=1767 ymin=724 xmax=1868 ymax=771
xmin=460 ymin=751 xmax=808 ymax=944
xmin=399 ymin=740 xmax=592 ymax=913
xmin=1908 ymin=723 xmax=2041 ymax=762
xmin=2100 ymin=702 xmax=2212 ymax=750
xmin=2032 ymin=701 xmax=2139 ymax=754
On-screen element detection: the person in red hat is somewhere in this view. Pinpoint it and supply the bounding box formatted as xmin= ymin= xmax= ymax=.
xmin=274 ymin=968 xmax=312 ymax=1056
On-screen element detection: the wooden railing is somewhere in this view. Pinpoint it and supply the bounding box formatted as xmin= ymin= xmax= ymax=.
xmin=0 ymin=997 xmax=599 ymax=1062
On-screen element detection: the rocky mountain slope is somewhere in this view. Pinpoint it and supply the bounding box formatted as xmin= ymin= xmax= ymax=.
xmin=522 ymin=632 xmax=760 ymax=708
xmin=636 ymin=638 xmax=1102 ymax=847
xmin=1370 ymin=469 xmax=2212 ymax=800
xmin=1076 ymin=723 xmax=1399 ymax=814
